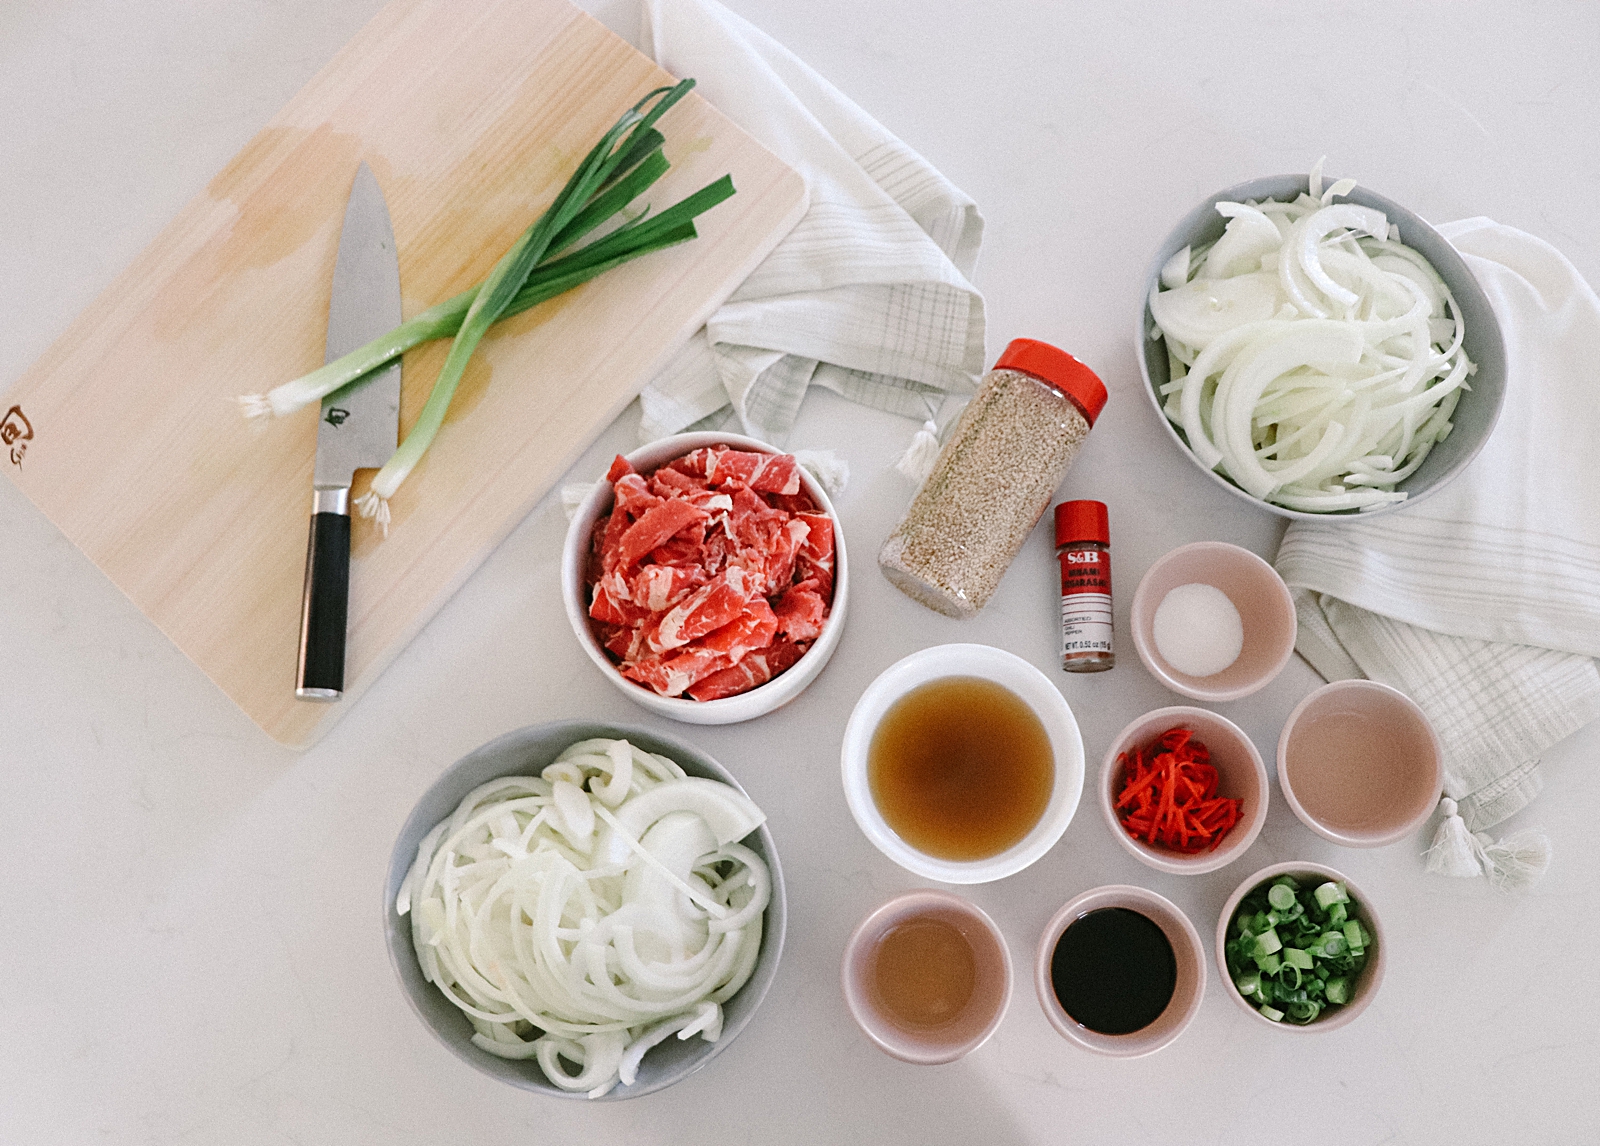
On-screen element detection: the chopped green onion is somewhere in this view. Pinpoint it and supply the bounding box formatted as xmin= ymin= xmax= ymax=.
xmin=1314 ymin=881 xmax=1350 ymax=910
xmin=1287 ymin=1000 xmax=1322 ymax=1024
xmin=1226 ymin=874 xmax=1372 ymax=1024
xmin=1343 ymin=920 xmax=1367 ymax=954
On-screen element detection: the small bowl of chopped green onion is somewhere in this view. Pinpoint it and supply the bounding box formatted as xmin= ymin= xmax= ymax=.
xmin=1216 ymin=862 xmax=1385 ymax=1031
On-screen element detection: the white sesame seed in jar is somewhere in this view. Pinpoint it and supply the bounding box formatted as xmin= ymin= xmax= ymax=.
xmin=878 ymin=340 xmax=1107 ymax=618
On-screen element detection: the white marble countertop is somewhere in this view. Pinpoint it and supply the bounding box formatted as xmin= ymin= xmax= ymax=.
xmin=3 ymin=1 xmax=1597 ymax=1141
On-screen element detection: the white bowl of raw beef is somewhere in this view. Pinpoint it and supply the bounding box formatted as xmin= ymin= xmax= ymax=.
xmin=561 ymin=431 xmax=849 ymax=724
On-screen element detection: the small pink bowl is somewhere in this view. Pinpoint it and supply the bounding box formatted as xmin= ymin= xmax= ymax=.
xmin=1216 ymin=862 xmax=1386 ymax=1033
xmin=1130 ymin=542 xmax=1297 ymax=702
xmin=841 ymin=890 xmax=1011 ymax=1065
xmin=1277 ymin=680 xmax=1444 ymax=847
xmin=1034 ymin=885 xmax=1205 ymax=1058
xmin=1098 ymin=707 xmax=1269 ymax=875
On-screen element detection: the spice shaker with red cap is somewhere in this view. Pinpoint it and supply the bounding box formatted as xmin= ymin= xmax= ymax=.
xmin=1055 ymin=499 xmax=1114 ymax=672
xmin=878 ymin=338 xmax=1108 ymax=618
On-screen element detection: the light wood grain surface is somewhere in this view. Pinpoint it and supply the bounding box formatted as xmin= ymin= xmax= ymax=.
xmin=1 ymin=0 xmax=804 ymax=748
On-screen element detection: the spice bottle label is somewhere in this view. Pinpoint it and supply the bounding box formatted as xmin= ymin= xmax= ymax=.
xmin=1059 ymin=547 xmax=1113 ymax=657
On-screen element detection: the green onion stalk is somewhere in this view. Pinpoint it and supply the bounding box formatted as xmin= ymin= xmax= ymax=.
xmin=238 ymin=79 xmax=735 ymax=533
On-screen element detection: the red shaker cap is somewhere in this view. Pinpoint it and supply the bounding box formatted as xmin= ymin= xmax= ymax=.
xmin=994 ymin=338 xmax=1108 ymax=425
xmin=1055 ymin=500 xmax=1109 ymax=547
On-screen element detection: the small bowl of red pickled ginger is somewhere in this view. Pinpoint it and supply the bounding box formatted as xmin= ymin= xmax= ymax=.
xmin=561 ymin=431 xmax=849 ymax=724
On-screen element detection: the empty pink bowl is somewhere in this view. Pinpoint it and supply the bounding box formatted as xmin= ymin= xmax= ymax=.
xmin=841 ymin=889 xmax=1012 ymax=1065
xmin=1098 ymin=707 xmax=1269 ymax=875
xmin=1130 ymin=542 xmax=1297 ymax=702
xmin=1034 ymin=885 xmax=1205 ymax=1058
xmin=1216 ymin=861 xmax=1386 ymax=1033
xmin=1277 ymin=679 xmax=1444 ymax=847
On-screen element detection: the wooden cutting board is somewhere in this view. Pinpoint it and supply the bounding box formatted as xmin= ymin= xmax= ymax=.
xmin=2 ymin=0 xmax=806 ymax=748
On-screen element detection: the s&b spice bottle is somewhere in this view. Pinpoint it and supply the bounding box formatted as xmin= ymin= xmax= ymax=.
xmin=1055 ymin=500 xmax=1114 ymax=672
xmin=878 ymin=339 xmax=1107 ymax=618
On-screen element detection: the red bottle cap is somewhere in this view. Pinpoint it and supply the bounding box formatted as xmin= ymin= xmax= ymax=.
xmin=1055 ymin=500 xmax=1109 ymax=547
xmin=994 ymin=338 xmax=1108 ymax=425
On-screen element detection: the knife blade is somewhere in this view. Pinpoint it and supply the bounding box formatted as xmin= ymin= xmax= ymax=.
xmin=296 ymin=161 xmax=402 ymax=700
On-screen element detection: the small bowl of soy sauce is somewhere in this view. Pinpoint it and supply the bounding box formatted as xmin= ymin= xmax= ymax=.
xmin=1034 ymin=885 xmax=1206 ymax=1057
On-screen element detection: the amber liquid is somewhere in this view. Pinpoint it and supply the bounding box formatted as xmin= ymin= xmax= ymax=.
xmin=868 ymin=676 xmax=1055 ymax=861
xmin=871 ymin=916 xmax=977 ymax=1031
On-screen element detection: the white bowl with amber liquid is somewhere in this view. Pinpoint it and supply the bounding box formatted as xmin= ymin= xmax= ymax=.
xmin=840 ymin=643 xmax=1085 ymax=884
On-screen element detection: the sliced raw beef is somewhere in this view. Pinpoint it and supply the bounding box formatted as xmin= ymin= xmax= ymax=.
xmin=687 ymin=638 xmax=806 ymax=702
xmin=649 ymin=567 xmax=753 ymax=652
xmin=586 ymin=447 xmax=837 ymax=700
xmin=773 ymin=579 xmax=828 ymax=643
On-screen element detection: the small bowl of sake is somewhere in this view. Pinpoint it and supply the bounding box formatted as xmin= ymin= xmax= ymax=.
xmin=841 ymin=889 xmax=1012 ymax=1064
xmin=840 ymin=643 xmax=1086 ymax=884
xmin=1277 ymin=679 xmax=1443 ymax=846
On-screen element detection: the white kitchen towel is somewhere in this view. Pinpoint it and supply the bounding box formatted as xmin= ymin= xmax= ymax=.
xmin=1277 ymin=219 xmax=1600 ymax=834
xmin=637 ymin=0 xmax=986 ymax=444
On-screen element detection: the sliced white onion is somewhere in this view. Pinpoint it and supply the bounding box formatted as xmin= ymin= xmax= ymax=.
xmin=1202 ymin=203 xmax=1282 ymax=279
xmin=607 ymin=778 xmax=765 ymax=854
xmin=404 ymin=738 xmax=770 ymax=1097
xmin=1149 ymin=272 xmax=1283 ymax=350
xmin=1150 ymin=177 xmax=1473 ymax=512
xmin=1160 ymin=245 xmax=1191 ymax=290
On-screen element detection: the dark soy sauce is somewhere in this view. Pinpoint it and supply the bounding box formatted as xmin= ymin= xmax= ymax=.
xmin=1050 ymin=907 xmax=1177 ymax=1035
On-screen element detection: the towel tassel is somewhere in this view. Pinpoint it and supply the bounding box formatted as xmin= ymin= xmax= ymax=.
xmin=561 ymin=482 xmax=598 ymax=522
xmin=793 ymin=449 xmax=850 ymax=498
xmin=1480 ymin=829 xmax=1552 ymax=889
xmin=1424 ymin=799 xmax=1487 ymax=877
xmin=1424 ymin=798 xmax=1551 ymax=888
xmin=894 ymin=420 xmax=942 ymax=484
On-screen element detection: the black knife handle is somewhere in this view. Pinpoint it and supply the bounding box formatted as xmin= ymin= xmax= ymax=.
xmin=296 ymin=510 xmax=351 ymax=699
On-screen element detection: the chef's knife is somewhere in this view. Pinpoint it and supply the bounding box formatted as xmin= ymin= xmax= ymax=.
xmin=296 ymin=162 xmax=401 ymax=700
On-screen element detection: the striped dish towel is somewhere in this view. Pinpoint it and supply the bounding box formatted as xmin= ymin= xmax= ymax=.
xmin=637 ymin=0 xmax=986 ymax=445
xmin=1276 ymin=220 xmax=1600 ymax=874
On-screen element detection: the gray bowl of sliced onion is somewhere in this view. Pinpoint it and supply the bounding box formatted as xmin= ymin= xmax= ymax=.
xmin=384 ymin=720 xmax=785 ymax=1100
xmin=1136 ymin=172 xmax=1506 ymax=519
